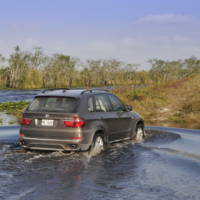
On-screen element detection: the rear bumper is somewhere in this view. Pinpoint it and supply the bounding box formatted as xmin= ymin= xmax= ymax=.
xmin=20 ymin=136 xmax=90 ymax=151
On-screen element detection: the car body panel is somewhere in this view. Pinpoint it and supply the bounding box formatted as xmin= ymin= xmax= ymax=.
xmin=19 ymin=89 xmax=144 ymax=151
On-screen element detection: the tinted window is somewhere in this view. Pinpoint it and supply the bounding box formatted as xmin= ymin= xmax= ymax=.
xmin=94 ymin=95 xmax=112 ymax=112
xmin=108 ymin=95 xmax=125 ymax=112
xmin=88 ymin=97 xmax=94 ymax=112
xmin=28 ymin=97 xmax=78 ymax=113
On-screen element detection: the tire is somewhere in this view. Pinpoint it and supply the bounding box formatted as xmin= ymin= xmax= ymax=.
xmin=89 ymin=134 xmax=105 ymax=155
xmin=135 ymin=124 xmax=145 ymax=142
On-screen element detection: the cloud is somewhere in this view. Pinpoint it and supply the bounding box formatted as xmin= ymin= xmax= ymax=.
xmin=120 ymin=35 xmax=200 ymax=65
xmin=0 ymin=31 xmax=200 ymax=70
xmin=121 ymin=35 xmax=193 ymax=52
xmin=40 ymin=35 xmax=200 ymax=69
xmin=134 ymin=14 xmax=197 ymax=25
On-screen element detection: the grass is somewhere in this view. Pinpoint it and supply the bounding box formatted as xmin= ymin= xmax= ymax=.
xmin=0 ymin=101 xmax=29 ymax=120
xmin=114 ymin=74 xmax=200 ymax=129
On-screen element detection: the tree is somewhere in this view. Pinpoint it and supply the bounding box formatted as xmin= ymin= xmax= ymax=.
xmin=43 ymin=54 xmax=77 ymax=88
xmin=149 ymin=58 xmax=184 ymax=82
xmin=8 ymin=46 xmax=30 ymax=88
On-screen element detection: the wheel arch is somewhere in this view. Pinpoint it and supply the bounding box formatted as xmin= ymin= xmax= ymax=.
xmin=136 ymin=120 xmax=144 ymax=129
xmin=93 ymin=129 xmax=107 ymax=143
xmin=135 ymin=120 xmax=145 ymax=139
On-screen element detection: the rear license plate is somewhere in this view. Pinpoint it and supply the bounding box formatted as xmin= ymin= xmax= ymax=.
xmin=41 ymin=119 xmax=54 ymax=126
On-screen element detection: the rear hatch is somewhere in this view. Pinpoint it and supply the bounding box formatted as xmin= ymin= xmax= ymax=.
xmin=21 ymin=96 xmax=83 ymax=140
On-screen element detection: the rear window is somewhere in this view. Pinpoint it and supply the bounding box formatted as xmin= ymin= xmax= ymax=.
xmin=28 ymin=96 xmax=78 ymax=113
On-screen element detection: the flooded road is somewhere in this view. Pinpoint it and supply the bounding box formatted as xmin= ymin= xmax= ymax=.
xmin=0 ymin=126 xmax=200 ymax=200
xmin=0 ymin=90 xmax=40 ymax=103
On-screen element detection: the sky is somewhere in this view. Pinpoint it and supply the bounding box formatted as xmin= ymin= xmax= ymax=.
xmin=0 ymin=0 xmax=200 ymax=69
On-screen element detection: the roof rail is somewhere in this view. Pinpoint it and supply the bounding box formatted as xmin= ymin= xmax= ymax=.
xmin=80 ymin=88 xmax=110 ymax=95
xmin=80 ymin=89 xmax=90 ymax=95
xmin=41 ymin=88 xmax=70 ymax=93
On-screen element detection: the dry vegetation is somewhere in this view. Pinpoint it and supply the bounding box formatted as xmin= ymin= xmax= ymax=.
xmin=0 ymin=75 xmax=199 ymax=128
xmin=115 ymin=74 xmax=200 ymax=129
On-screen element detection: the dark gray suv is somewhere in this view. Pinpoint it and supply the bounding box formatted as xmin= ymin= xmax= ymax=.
xmin=19 ymin=88 xmax=144 ymax=153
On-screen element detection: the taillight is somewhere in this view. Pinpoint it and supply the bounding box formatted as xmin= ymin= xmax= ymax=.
xmin=20 ymin=118 xmax=31 ymax=125
xmin=19 ymin=133 xmax=25 ymax=137
xmin=64 ymin=116 xmax=86 ymax=128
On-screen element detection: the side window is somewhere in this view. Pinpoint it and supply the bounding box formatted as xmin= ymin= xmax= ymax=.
xmin=108 ymin=95 xmax=125 ymax=112
xmin=88 ymin=97 xmax=94 ymax=112
xmin=94 ymin=95 xmax=112 ymax=112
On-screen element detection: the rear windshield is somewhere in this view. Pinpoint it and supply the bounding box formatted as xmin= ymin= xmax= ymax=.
xmin=28 ymin=96 xmax=78 ymax=113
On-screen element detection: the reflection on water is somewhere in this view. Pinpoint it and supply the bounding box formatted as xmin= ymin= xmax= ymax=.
xmin=0 ymin=127 xmax=200 ymax=200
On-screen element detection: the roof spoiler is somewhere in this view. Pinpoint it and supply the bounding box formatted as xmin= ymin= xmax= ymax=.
xmin=41 ymin=88 xmax=70 ymax=93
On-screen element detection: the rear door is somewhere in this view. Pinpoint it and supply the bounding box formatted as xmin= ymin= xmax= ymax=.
xmin=93 ymin=94 xmax=120 ymax=141
xmin=107 ymin=94 xmax=132 ymax=139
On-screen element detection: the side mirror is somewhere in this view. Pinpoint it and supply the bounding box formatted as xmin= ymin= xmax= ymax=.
xmin=125 ymin=104 xmax=133 ymax=111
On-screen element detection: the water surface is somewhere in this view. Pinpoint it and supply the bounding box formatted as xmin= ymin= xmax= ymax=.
xmin=0 ymin=126 xmax=200 ymax=200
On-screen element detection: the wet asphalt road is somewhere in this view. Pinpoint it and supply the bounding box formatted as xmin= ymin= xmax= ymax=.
xmin=0 ymin=126 xmax=200 ymax=200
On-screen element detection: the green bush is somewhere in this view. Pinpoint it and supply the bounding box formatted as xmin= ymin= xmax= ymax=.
xmin=0 ymin=101 xmax=29 ymax=119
